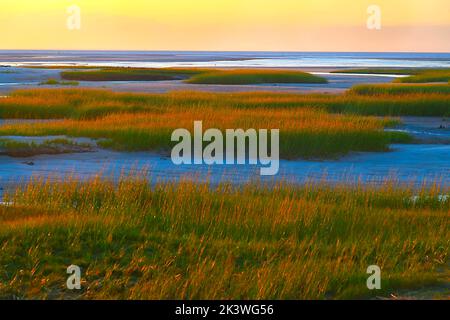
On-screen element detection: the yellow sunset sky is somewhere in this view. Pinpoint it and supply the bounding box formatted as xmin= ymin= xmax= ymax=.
xmin=1 ymin=0 xmax=449 ymax=52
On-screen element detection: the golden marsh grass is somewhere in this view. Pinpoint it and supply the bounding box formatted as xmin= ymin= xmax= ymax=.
xmin=0 ymin=89 xmax=415 ymax=158
xmin=0 ymin=175 xmax=448 ymax=299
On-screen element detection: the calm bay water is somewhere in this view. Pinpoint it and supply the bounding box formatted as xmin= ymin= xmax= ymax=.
xmin=1 ymin=50 xmax=450 ymax=68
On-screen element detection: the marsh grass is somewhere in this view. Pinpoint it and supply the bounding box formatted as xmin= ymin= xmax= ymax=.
xmin=2 ymin=87 xmax=448 ymax=120
xmin=39 ymin=79 xmax=79 ymax=86
xmin=395 ymin=70 xmax=450 ymax=83
xmin=0 ymin=84 xmax=447 ymax=157
xmin=59 ymin=68 xmax=328 ymax=85
xmin=0 ymin=89 xmax=415 ymax=158
xmin=349 ymin=84 xmax=450 ymax=95
xmin=0 ymin=138 xmax=92 ymax=157
xmin=0 ymin=110 xmax=408 ymax=158
xmin=186 ymin=69 xmax=328 ymax=84
xmin=0 ymin=175 xmax=448 ymax=299
xmin=61 ymin=68 xmax=212 ymax=81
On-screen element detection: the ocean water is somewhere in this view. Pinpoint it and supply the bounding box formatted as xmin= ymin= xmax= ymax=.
xmin=1 ymin=50 xmax=449 ymax=68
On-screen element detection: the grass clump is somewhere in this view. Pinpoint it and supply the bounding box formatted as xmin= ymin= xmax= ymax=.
xmin=0 ymin=176 xmax=448 ymax=299
xmin=349 ymin=84 xmax=450 ymax=96
xmin=395 ymin=70 xmax=450 ymax=83
xmin=0 ymin=138 xmax=92 ymax=157
xmin=186 ymin=69 xmax=328 ymax=85
xmin=39 ymin=79 xmax=79 ymax=86
xmin=61 ymin=68 xmax=211 ymax=82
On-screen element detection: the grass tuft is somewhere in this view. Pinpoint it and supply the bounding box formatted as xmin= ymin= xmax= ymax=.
xmin=39 ymin=79 xmax=79 ymax=86
xmin=395 ymin=70 xmax=450 ymax=83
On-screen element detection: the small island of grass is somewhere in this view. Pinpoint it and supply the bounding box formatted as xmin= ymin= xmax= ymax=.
xmin=60 ymin=67 xmax=210 ymax=82
xmin=185 ymin=69 xmax=328 ymax=85
xmin=58 ymin=67 xmax=327 ymax=85
xmin=39 ymin=78 xmax=79 ymax=86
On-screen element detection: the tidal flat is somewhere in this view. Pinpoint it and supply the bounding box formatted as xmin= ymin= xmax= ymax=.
xmin=0 ymin=61 xmax=448 ymax=299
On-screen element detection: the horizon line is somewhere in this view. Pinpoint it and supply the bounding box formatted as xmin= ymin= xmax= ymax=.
xmin=1 ymin=49 xmax=450 ymax=54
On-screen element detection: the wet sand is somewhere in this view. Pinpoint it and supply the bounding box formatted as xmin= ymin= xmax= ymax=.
xmin=388 ymin=117 xmax=449 ymax=144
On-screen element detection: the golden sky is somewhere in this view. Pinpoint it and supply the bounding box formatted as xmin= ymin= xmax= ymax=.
xmin=1 ymin=0 xmax=449 ymax=52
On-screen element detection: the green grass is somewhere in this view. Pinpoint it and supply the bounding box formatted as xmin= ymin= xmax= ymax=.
xmin=349 ymin=84 xmax=450 ymax=95
xmin=1 ymin=86 xmax=448 ymax=118
xmin=61 ymin=68 xmax=211 ymax=82
xmin=39 ymin=79 xmax=79 ymax=86
xmin=60 ymin=68 xmax=328 ymax=85
xmin=395 ymin=70 xmax=450 ymax=83
xmin=0 ymin=84 xmax=447 ymax=158
xmin=186 ymin=69 xmax=328 ymax=84
xmin=0 ymin=176 xmax=448 ymax=299
xmin=0 ymin=138 xmax=36 ymax=150
xmin=0 ymin=88 xmax=416 ymax=158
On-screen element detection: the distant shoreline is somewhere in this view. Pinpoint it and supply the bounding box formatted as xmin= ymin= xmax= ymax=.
xmin=1 ymin=51 xmax=449 ymax=69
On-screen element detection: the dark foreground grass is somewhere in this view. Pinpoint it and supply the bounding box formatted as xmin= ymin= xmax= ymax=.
xmin=186 ymin=69 xmax=327 ymax=84
xmin=0 ymin=176 xmax=448 ymax=299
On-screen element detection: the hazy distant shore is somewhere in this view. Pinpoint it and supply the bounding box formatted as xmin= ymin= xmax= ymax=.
xmin=1 ymin=50 xmax=449 ymax=68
